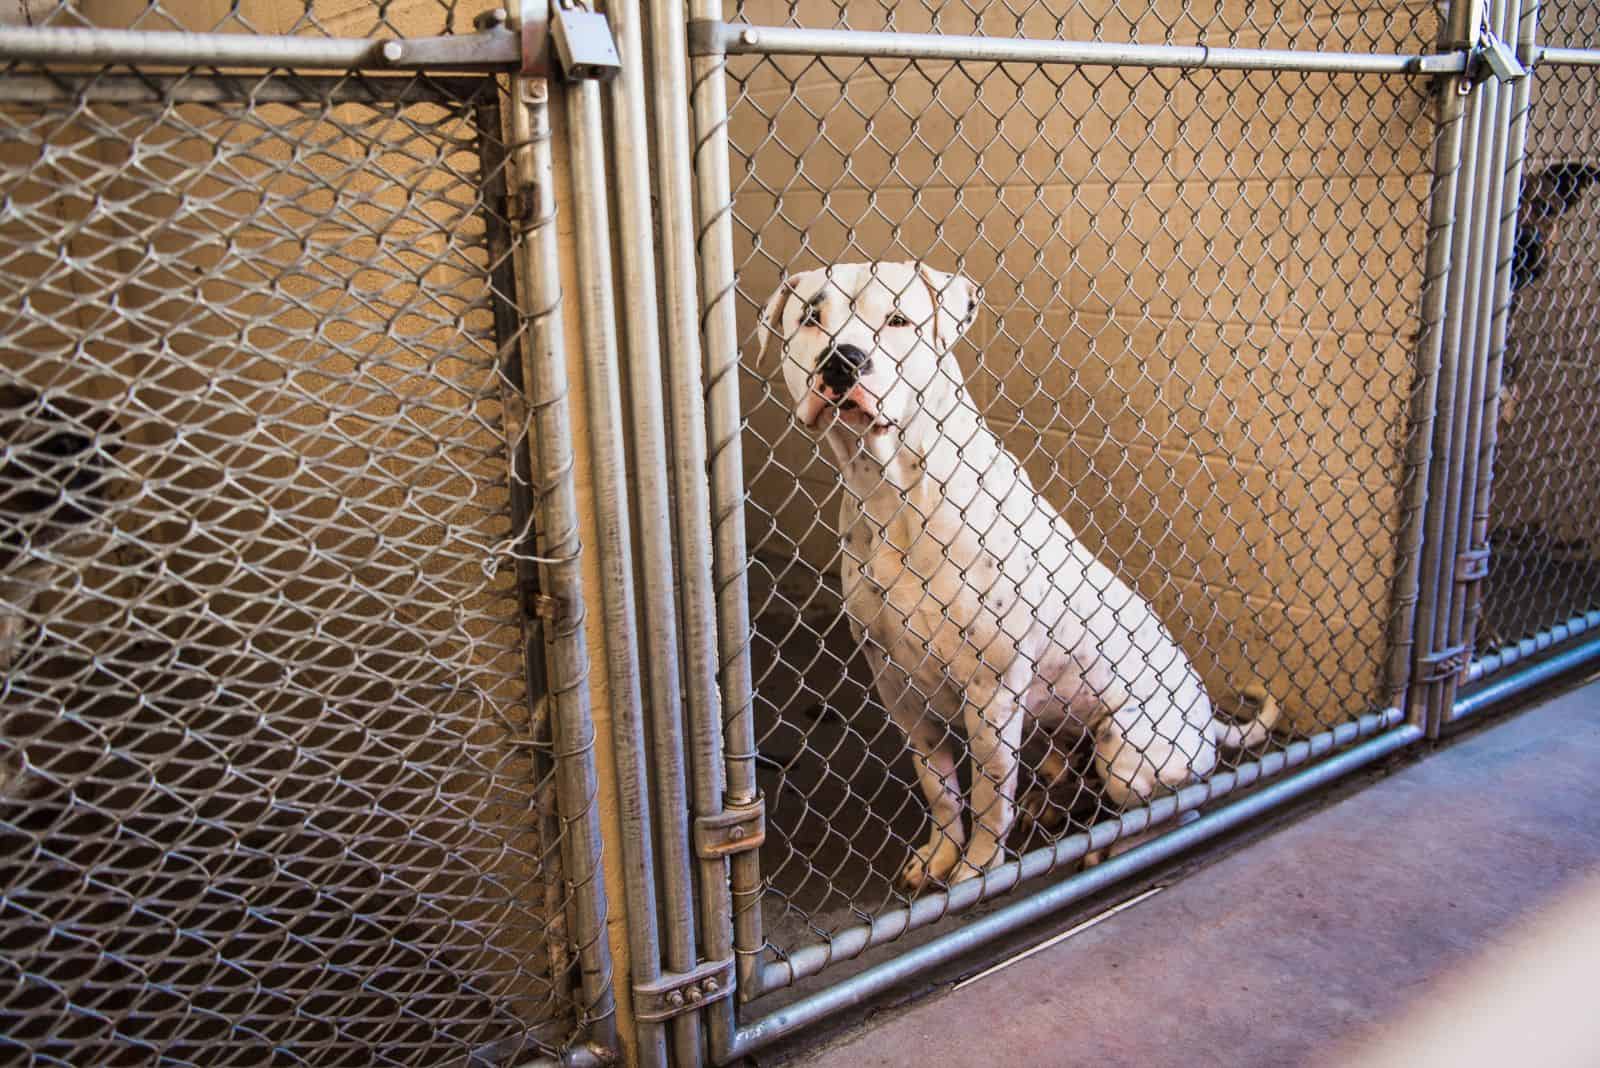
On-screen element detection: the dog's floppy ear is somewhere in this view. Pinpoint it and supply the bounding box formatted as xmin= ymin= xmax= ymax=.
xmin=915 ymin=263 xmax=980 ymax=349
xmin=757 ymin=277 xmax=798 ymax=367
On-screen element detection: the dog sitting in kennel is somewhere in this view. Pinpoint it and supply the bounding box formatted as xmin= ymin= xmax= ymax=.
xmin=1477 ymin=161 xmax=1600 ymax=651
xmin=758 ymin=262 xmax=1282 ymax=887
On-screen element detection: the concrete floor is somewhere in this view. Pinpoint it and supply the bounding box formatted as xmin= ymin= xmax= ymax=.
xmin=787 ymin=677 xmax=1600 ymax=1068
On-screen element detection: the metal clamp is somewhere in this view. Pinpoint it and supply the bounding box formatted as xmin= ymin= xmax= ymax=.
xmin=633 ymin=958 xmax=735 ymax=1022
xmin=1420 ymin=643 xmax=1472 ymax=682
xmin=1457 ymin=545 xmax=1492 ymax=583
xmin=693 ymin=794 xmax=766 ymax=859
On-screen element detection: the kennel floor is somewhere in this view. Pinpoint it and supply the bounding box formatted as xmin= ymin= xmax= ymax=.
xmin=778 ymin=674 xmax=1600 ymax=1067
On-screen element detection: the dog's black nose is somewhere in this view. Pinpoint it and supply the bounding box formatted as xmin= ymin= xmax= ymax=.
xmin=817 ymin=344 xmax=871 ymax=395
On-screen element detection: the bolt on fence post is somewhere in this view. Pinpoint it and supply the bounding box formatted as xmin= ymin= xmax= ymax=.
xmin=505 ymin=71 xmax=620 ymax=1055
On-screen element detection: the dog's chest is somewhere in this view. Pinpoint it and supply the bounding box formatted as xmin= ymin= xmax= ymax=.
xmin=838 ymin=477 xmax=1027 ymax=679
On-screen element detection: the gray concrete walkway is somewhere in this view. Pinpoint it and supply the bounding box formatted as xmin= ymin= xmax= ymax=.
xmin=791 ymin=680 xmax=1600 ymax=1068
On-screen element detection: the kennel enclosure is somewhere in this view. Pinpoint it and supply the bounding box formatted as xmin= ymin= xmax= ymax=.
xmin=1 ymin=0 xmax=1599 ymax=1065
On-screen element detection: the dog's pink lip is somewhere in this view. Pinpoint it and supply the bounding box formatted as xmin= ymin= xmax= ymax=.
xmin=803 ymin=379 xmax=891 ymax=432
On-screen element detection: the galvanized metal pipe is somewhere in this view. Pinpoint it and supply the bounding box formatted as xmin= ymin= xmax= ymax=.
xmin=645 ymin=0 xmax=740 ymax=1053
xmin=506 ymin=75 xmax=618 ymax=1052
xmin=1533 ymin=46 xmax=1600 ymax=66
xmin=1454 ymin=633 xmax=1600 ymax=720
xmin=756 ymin=707 xmax=1403 ymax=995
xmin=688 ymin=0 xmax=765 ymax=1033
xmin=562 ymin=74 xmax=667 ymax=1068
xmin=1385 ymin=76 xmax=1471 ymax=713
xmin=1457 ymin=0 xmax=1542 ymax=694
xmin=1443 ymin=0 xmax=1521 ymax=696
xmin=1469 ymin=610 xmax=1600 ymax=682
xmin=1432 ymin=0 xmax=1522 ymax=730
xmin=602 ymin=0 xmax=704 ymax=1062
xmin=0 ymin=24 xmax=387 ymax=68
xmin=696 ymin=21 xmax=1467 ymax=74
xmin=1411 ymin=53 xmax=1493 ymax=733
xmin=728 ymin=720 xmax=1424 ymax=1059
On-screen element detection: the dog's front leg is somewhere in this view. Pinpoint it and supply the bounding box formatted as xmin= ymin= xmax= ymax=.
xmin=957 ymin=676 xmax=1027 ymax=882
xmin=886 ymin=691 xmax=966 ymax=891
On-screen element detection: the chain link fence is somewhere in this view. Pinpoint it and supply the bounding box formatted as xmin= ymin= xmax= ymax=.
xmin=1475 ymin=4 xmax=1600 ymax=661
xmin=0 ymin=9 xmax=590 ymax=1061
xmin=717 ymin=0 xmax=1441 ymax=1007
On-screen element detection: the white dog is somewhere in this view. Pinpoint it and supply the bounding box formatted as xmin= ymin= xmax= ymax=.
xmin=759 ymin=261 xmax=1280 ymax=888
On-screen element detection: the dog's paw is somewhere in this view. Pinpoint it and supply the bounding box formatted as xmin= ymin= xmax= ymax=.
xmin=897 ymin=838 xmax=962 ymax=891
xmin=951 ymin=841 xmax=1007 ymax=884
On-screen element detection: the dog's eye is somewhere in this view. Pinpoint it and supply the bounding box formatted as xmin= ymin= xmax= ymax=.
xmin=886 ymin=313 xmax=912 ymax=328
xmin=800 ymin=306 xmax=821 ymax=327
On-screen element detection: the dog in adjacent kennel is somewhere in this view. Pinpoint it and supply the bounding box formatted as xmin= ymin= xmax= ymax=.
xmin=759 ymin=261 xmax=1281 ymax=888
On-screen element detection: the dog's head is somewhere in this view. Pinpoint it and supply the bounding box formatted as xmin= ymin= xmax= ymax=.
xmin=0 ymin=384 xmax=124 ymax=570
xmin=1513 ymin=162 xmax=1600 ymax=297
xmin=758 ymin=262 xmax=978 ymax=459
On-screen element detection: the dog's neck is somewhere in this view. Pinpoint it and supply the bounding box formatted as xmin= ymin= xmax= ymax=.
xmin=829 ymin=388 xmax=998 ymax=532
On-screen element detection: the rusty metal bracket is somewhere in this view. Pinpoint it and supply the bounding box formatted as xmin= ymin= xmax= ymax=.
xmin=1457 ymin=545 xmax=1492 ymax=584
xmin=693 ymin=794 xmax=766 ymax=859
xmin=1420 ymin=643 xmax=1471 ymax=683
xmin=633 ymin=958 xmax=735 ymax=1022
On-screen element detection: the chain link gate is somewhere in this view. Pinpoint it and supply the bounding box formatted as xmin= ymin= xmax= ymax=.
xmin=1460 ymin=1 xmax=1600 ymax=703
xmin=666 ymin=0 xmax=1489 ymax=1060
xmin=0 ymin=4 xmax=617 ymax=1065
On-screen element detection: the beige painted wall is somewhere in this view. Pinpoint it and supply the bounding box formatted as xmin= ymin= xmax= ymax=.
xmin=727 ymin=0 xmax=1441 ymax=731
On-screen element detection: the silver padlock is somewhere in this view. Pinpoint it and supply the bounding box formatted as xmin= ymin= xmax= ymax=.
xmin=1479 ymin=29 xmax=1527 ymax=82
xmin=550 ymin=4 xmax=621 ymax=81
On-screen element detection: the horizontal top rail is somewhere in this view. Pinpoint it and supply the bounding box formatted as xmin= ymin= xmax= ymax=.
xmin=691 ymin=21 xmax=1470 ymax=75
xmin=0 ymin=23 xmax=519 ymax=71
xmin=1534 ymin=45 xmax=1600 ymax=67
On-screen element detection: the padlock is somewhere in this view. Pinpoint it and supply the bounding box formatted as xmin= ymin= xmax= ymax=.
xmin=550 ymin=4 xmax=621 ymax=81
xmin=1479 ymin=29 xmax=1526 ymax=82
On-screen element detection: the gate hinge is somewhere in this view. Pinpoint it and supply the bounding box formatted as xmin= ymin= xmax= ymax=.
xmin=633 ymin=958 xmax=735 ymax=1022
xmin=693 ymin=794 xmax=766 ymax=859
xmin=1456 ymin=545 xmax=1492 ymax=584
xmin=1420 ymin=643 xmax=1471 ymax=682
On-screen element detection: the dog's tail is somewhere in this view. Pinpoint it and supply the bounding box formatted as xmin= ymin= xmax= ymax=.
xmin=1211 ymin=682 xmax=1284 ymax=750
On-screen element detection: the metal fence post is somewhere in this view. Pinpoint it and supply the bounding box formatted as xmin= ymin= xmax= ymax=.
xmin=604 ymin=0 xmax=708 ymax=1062
xmin=645 ymin=0 xmax=744 ymax=1058
xmin=1458 ymin=0 xmax=1541 ymax=674
xmin=505 ymin=72 xmax=621 ymax=1055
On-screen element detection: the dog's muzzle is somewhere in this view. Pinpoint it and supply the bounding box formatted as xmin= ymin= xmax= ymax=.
xmin=817 ymin=344 xmax=871 ymax=398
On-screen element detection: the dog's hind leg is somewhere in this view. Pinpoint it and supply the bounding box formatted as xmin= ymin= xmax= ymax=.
xmin=1083 ymin=701 xmax=1210 ymax=866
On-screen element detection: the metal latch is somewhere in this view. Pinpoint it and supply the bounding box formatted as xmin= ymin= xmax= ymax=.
xmin=693 ymin=794 xmax=766 ymax=859
xmin=372 ymin=3 xmax=618 ymax=81
xmin=550 ymin=4 xmax=621 ymax=81
xmin=1457 ymin=545 xmax=1492 ymax=583
xmin=634 ymin=958 xmax=735 ymax=1022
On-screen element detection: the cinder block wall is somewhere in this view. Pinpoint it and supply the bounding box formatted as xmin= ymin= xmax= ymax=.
xmin=727 ymin=0 xmax=1441 ymax=731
